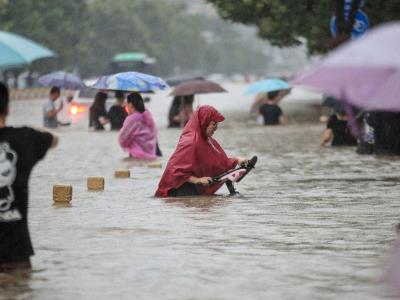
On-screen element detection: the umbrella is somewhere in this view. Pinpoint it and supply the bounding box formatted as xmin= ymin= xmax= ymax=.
xmin=169 ymin=80 xmax=226 ymax=96
xmin=293 ymin=22 xmax=400 ymax=111
xmin=90 ymin=71 xmax=168 ymax=92
xmin=245 ymin=78 xmax=290 ymax=95
xmin=0 ymin=31 xmax=56 ymax=69
xmin=166 ymin=76 xmax=205 ymax=87
xmin=38 ymin=71 xmax=85 ymax=90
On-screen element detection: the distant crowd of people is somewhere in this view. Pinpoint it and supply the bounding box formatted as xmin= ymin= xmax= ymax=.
xmin=40 ymin=87 xmax=400 ymax=159
xmin=248 ymin=90 xmax=400 ymax=155
xmin=86 ymin=90 xmax=162 ymax=159
xmin=42 ymin=88 xmax=162 ymax=159
xmin=319 ymin=95 xmax=400 ymax=155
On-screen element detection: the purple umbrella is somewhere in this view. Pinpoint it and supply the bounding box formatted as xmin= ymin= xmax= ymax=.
xmin=293 ymin=22 xmax=400 ymax=111
xmin=38 ymin=71 xmax=85 ymax=90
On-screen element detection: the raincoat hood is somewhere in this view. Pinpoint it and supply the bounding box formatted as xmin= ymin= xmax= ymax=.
xmin=189 ymin=104 xmax=225 ymax=138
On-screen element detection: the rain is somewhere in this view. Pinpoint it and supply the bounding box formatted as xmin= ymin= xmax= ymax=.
xmin=1 ymin=1 xmax=400 ymax=299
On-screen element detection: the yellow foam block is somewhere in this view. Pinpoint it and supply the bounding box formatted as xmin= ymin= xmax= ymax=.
xmin=87 ymin=176 xmax=105 ymax=191
xmin=115 ymin=170 xmax=130 ymax=178
xmin=147 ymin=162 xmax=162 ymax=168
xmin=53 ymin=185 xmax=73 ymax=203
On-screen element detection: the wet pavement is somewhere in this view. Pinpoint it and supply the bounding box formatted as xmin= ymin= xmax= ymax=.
xmin=1 ymin=83 xmax=399 ymax=300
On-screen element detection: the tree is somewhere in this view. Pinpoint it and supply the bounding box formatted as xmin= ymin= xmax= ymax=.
xmin=0 ymin=0 xmax=89 ymax=69
xmin=207 ymin=0 xmax=400 ymax=54
xmin=0 ymin=0 xmax=271 ymax=78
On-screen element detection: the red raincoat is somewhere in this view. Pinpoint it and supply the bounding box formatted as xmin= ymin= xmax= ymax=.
xmin=155 ymin=105 xmax=238 ymax=197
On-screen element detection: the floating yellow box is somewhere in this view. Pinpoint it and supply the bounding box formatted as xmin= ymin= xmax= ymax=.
xmin=53 ymin=185 xmax=73 ymax=203
xmin=147 ymin=162 xmax=162 ymax=168
xmin=115 ymin=170 xmax=130 ymax=178
xmin=87 ymin=176 xmax=104 ymax=191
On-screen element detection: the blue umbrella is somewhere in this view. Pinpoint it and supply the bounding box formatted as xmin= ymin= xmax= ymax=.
xmin=0 ymin=31 xmax=56 ymax=69
xmin=38 ymin=71 xmax=85 ymax=90
xmin=90 ymin=71 xmax=168 ymax=92
xmin=246 ymin=78 xmax=290 ymax=94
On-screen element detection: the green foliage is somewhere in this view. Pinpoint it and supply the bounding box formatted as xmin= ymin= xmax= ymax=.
xmin=0 ymin=0 xmax=88 ymax=69
xmin=0 ymin=0 xmax=270 ymax=77
xmin=207 ymin=0 xmax=400 ymax=54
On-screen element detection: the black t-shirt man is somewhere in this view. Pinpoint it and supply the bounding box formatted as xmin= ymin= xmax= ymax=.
xmin=0 ymin=127 xmax=53 ymax=263
xmin=327 ymin=114 xmax=357 ymax=146
xmin=259 ymin=103 xmax=283 ymax=125
xmin=0 ymin=82 xmax=57 ymax=269
xmin=367 ymin=112 xmax=400 ymax=155
xmin=108 ymin=105 xmax=127 ymax=130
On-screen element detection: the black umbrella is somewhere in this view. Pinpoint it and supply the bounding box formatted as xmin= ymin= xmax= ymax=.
xmin=169 ymin=80 xmax=226 ymax=96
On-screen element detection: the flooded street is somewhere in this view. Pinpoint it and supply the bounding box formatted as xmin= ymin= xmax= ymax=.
xmin=1 ymin=84 xmax=399 ymax=300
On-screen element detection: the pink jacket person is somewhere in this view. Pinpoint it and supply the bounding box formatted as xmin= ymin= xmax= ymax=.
xmin=119 ymin=110 xmax=157 ymax=159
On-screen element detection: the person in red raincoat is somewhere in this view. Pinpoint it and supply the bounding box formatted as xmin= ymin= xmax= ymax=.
xmin=155 ymin=105 xmax=246 ymax=197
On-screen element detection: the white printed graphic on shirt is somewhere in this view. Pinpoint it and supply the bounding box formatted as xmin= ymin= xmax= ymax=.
xmin=0 ymin=142 xmax=22 ymax=222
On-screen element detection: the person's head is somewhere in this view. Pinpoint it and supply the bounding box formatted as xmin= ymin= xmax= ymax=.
xmin=195 ymin=105 xmax=224 ymax=137
xmin=335 ymin=104 xmax=346 ymax=117
xmin=49 ymin=86 xmax=61 ymax=101
xmin=182 ymin=95 xmax=194 ymax=116
xmin=183 ymin=95 xmax=194 ymax=105
xmin=127 ymin=92 xmax=145 ymax=114
xmin=115 ymin=91 xmax=125 ymax=103
xmin=66 ymin=95 xmax=74 ymax=103
xmin=267 ymin=90 xmax=280 ymax=102
xmin=0 ymin=82 xmax=9 ymax=117
xmin=93 ymin=91 xmax=108 ymax=107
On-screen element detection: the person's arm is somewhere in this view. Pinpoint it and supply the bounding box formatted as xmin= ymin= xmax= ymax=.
xmin=256 ymin=114 xmax=264 ymax=125
xmin=186 ymin=157 xmax=246 ymax=186
xmin=257 ymin=105 xmax=266 ymax=125
xmin=119 ymin=118 xmax=138 ymax=147
xmin=34 ymin=127 xmax=59 ymax=148
xmin=279 ymin=115 xmax=287 ymax=125
xmin=276 ymin=106 xmax=286 ymax=125
xmin=51 ymin=134 xmax=59 ymax=148
xmin=47 ymin=101 xmax=63 ymax=118
xmin=321 ymin=129 xmax=333 ymax=147
xmin=28 ymin=127 xmax=57 ymax=162
xmin=98 ymin=116 xmax=109 ymax=125
xmin=250 ymin=95 xmax=263 ymax=114
xmin=187 ymin=176 xmax=212 ymax=186
xmin=275 ymin=89 xmax=291 ymax=105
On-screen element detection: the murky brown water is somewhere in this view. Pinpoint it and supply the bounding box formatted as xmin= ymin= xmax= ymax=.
xmin=1 ymin=84 xmax=399 ymax=300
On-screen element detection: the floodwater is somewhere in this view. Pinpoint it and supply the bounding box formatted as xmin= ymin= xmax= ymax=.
xmin=1 ymin=83 xmax=400 ymax=300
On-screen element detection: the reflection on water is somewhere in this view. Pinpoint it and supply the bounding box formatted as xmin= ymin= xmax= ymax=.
xmin=1 ymin=84 xmax=399 ymax=299
xmin=52 ymin=203 xmax=73 ymax=209
xmin=165 ymin=195 xmax=231 ymax=209
xmin=0 ymin=269 xmax=32 ymax=299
